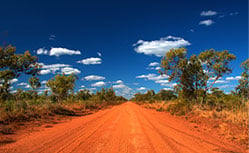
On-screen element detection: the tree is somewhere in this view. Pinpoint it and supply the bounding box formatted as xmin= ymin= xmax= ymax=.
xmin=76 ymin=89 xmax=92 ymax=100
xmin=161 ymin=48 xmax=235 ymax=104
xmin=161 ymin=48 xmax=206 ymax=102
xmin=0 ymin=45 xmax=41 ymax=100
xmin=155 ymin=89 xmax=177 ymax=101
xmin=29 ymin=76 xmax=41 ymax=90
xmin=236 ymin=59 xmax=249 ymax=101
xmin=198 ymin=49 xmax=236 ymax=103
xmin=46 ymin=74 xmax=77 ymax=102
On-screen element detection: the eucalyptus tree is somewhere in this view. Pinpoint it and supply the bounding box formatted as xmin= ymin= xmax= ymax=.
xmin=0 ymin=45 xmax=41 ymax=100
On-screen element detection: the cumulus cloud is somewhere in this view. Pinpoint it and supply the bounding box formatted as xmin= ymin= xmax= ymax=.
xmin=114 ymin=80 xmax=123 ymax=84
xmin=17 ymin=82 xmax=28 ymax=86
xmin=39 ymin=69 xmax=51 ymax=75
xmin=10 ymin=78 xmax=18 ymax=84
xmin=226 ymin=76 xmax=241 ymax=80
xmin=155 ymin=80 xmax=169 ymax=84
xmin=163 ymin=88 xmax=172 ymax=90
xmin=200 ymin=10 xmax=217 ymax=16
xmin=39 ymin=63 xmax=80 ymax=75
xmin=136 ymin=73 xmax=168 ymax=81
xmin=149 ymin=62 xmax=159 ymax=67
xmin=36 ymin=47 xmax=81 ymax=56
xmin=37 ymin=48 xmax=48 ymax=55
xmin=133 ymin=36 xmax=190 ymax=57
xmin=161 ymin=83 xmax=177 ymax=87
xmin=41 ymin=80 xmax=47 ymax=84
xmin=61 ymin=67 xmax=81 ymax=75
xmin=91 ymin=81 xmax=106 ymax=87
xmin=215 ymin=80 xmax=229 ymax=84
xmin=113 ymin=82 xmax=132 ymax=98
xmin=84 ymin=75 xmax=105 ymax=81
xmin=49 ymin=48 xmax=81 ymax=56
xmin=77 ymin=57 xmax=102 ymax=65
xmin=199 ymin=19 xmax=214 ymax=26
xmin=25 ymin=84 xmax=31 ymax=89
xmin=137 ymin=87 xmax=146 ymax=91
xmin=147 ymin=62 xmax=161 ymax=70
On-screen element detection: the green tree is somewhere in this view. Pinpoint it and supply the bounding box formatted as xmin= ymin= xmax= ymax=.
xmin=161 ymin=48 xmax=235 ymax=104
xmin=198 ymin=49 xmax=236 ymax=103
xmin=46 ymin=74 xmax=77 ymax=102
xmin=236 ymin=59 xmax=249 ymax=101
xmin=161 ymin=48 xmax=206 ymax=103
xmin=155 ymin=89 xmax=177 ymax=101
xmin=76 ymin=89 xmax=92 ymax=100
xmin=0 ymin=45 xmax=41 ymax=100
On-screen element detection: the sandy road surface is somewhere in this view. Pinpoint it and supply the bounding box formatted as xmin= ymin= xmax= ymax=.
xmin=0 ymin=102 xmax=245 ymax=153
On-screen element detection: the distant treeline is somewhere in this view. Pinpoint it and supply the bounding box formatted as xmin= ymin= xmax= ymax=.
xmin=0 ymin=45 xmax=127 ymax=124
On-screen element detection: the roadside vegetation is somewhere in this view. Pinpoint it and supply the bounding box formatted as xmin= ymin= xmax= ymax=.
xmin=131 ymin=48 xmax=248 ymax=145
xmin=0 ymin=45 xmax=127 ymax=129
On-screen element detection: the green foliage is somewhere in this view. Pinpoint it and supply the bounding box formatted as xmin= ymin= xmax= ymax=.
xmin=131 ymin=89 xmax=177 ymax=102
xmin=198 ymin=49 xmax=236 ymax=90
xmin=46 ymin=74 xmax=77 ymax=102
xmin=236 ymin=59 xmax=249 ymax=100
xmin=0 ymin=45 xmax=41 ymax=100
xmin=161 ymin=48 xmax=236 ymax=105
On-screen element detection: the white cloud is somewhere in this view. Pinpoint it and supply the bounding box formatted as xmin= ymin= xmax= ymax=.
xmin=215 ymin=80 xmax=229 ymax=84
xmin=50 ymin=47 xmax=81 ymax=56
xmin=97 ymin=52 xmax=102 ymax=57
xmin=37 ymin=48 xmax=48 ymax=55
xmin=80 ymin=85 xmax=85 ymax=88
xmin=10 ymin=78 xmax=18 ymax=84
xmin=84 ymin=75 xmax=105 ymax=81
xmin=226 ymin=76 xmax=241 ymax=81
xmin=25 ymin=84 xmax=31 ymax=89
xmin=113 ymin=84 xmax=127 ymax=89
xmin=161 ymin=83 xmax=177 ymax=87
xmin=10 ymin=90 xmax=17 ymax=93
xmin=163 ymin=88 xmax=172 ymax=90
xmin=133 ymin=36 xmax=190 ymax=57
xmin=39 ymin=63 xmax=80 ymax=75
xmin=61 ymin=67 xmax=81 ymax=75
xmin=200 ymin=10 xmax=217 ymax=16
xmin=155 ymin=80 xmax=169 ymax=84
xmin=17 ymin=82 xmax=28 ymax=86
xmin=39 ymin=69 xmax=51 ymax=75
xmin=219 ymin=84 xmax=236 ymax=89
xmin=41 ymin=80 xmax=47 ymax=84
xmin=199 ymin=19 xmax=214 ymax=26
xmin=40 ymin=63 xmax=70 ymax=73
xmin=91 ymin=81 xmax=106 ymax=87
xmin=136 ymin=73 xmax=168 ymax=81
xmin=113 ymin=82 xmax=132 ymax=98
xmin=149 ymin=62 xmax=159 ymax=67
xmin=36 ymin=47 xmax=81 ymax=56
xmin=115 ymin=80 xmax=123 ymax=84
xmin=77 ymin=57 xmax=102 ymax=65
xmin=137 ymin=87 xmax=146 ymax=90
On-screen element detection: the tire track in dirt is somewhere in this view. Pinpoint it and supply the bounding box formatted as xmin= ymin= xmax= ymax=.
xmin=0 ymin=102 xmax=246 ymax=153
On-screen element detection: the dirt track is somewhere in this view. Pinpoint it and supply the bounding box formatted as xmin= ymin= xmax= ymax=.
xmin=0 ymin=102 xmax=245 ymax=153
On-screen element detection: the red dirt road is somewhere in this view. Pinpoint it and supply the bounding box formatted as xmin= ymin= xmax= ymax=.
xmin=0 ymin=102 xmax=245 ymax=153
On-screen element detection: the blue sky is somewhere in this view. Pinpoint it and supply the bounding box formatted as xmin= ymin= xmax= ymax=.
xmin=1 ymin=0 xmax=248 ymax=98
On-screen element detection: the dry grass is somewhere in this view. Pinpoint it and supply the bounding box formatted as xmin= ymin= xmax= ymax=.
xmin=141 ymin=101 xmax=171 ymax=111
